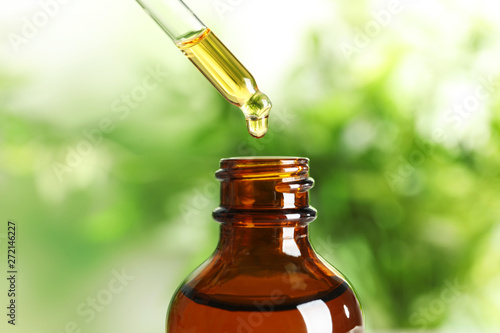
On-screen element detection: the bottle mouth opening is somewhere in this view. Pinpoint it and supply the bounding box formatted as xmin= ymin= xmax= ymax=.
xmin=221 ymin=156 xmax=308 ymax=164
xmin=218 ymin=157 xmax=309 ymax=180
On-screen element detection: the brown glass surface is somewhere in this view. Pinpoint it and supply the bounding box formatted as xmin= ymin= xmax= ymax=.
xmin=167 ymin=157 xmax=364 ymax=332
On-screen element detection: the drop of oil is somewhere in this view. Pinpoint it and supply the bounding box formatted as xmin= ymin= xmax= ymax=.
xmin=240 ymin=91 xmax=272 ymax=138
xmin=246 ymin=115 xmax=269 ymax=138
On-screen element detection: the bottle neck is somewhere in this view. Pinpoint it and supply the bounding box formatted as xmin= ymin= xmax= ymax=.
xmin=216 ymin=223 xmax=313 ymax=258
xmin=212 ymin=158 xmax=317 ymax=258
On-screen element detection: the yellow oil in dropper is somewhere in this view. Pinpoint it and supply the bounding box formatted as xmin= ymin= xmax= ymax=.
xmin=176 ymin=29 xmax=271 ymax=138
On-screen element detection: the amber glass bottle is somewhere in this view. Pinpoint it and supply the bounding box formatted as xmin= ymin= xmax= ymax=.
xmin=167 ymin=157 xmax=364 ymax=332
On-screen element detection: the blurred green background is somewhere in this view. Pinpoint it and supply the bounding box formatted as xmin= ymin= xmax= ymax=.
xmin=1 ymin=0 xmax=500 ymax=332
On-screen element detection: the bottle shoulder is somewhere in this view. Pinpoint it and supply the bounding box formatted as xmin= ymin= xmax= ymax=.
xmin=178 ymin=250 xmax=355 ymax=305
xmin=168 ymin=253 xmax=364 ymax=332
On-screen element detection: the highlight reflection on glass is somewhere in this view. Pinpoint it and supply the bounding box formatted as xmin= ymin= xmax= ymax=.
xmin=297 ymin=299 xmax=333 ymax=333
xmin=282 ymin=227 xmax=301 ymax=257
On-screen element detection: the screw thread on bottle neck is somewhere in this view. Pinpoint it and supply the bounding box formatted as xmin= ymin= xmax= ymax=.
xmin=213 ymin=157 xmax=317 ymax=225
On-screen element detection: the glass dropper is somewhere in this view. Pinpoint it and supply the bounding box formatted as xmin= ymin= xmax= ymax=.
xmin=135 ymin=0 xmax=272 ymax=138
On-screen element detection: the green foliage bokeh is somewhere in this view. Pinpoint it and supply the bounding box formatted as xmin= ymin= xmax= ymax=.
xmin=1 ymin=0 xmax=499 ymax=332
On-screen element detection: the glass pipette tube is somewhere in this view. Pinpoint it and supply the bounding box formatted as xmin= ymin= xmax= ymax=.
xmin=135 ymin=0 xmax=272 ymax=138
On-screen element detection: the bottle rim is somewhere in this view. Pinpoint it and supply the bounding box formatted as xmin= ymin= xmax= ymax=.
xmin=220 ymin=157 xmax=309 ymax=168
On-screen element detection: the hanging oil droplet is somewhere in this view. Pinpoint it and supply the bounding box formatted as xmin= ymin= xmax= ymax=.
xmin=241 ymin=91 xmax=271 ymax=138
xmin=176 ymin=28 xmax=271 ymax=138
xmin=246 ymin=115 xmax=269 ymax=138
